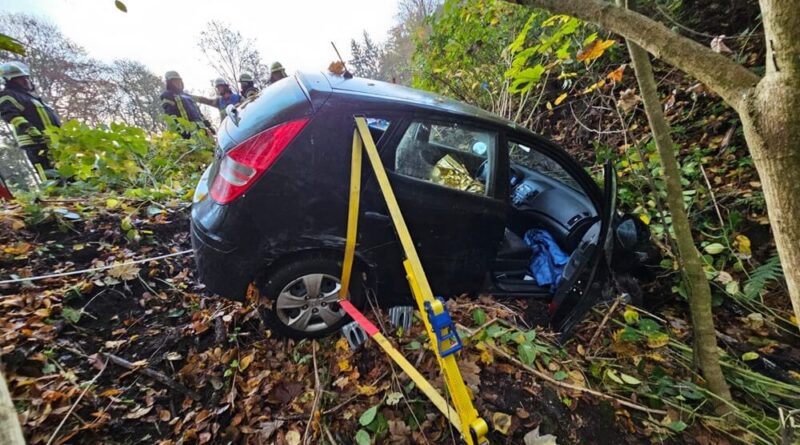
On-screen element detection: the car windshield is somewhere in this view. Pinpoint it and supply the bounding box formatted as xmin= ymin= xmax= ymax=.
xmin=508 ymin=141 xmax=582 ymax=192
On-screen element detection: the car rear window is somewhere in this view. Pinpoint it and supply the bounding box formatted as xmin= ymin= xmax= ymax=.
xmin=218 ymin=77 xmax=313 ymax=151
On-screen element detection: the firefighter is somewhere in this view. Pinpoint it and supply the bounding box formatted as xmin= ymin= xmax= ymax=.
xmin=194 ymin=77 xmax=241 ymax=119
xmin=0 ymin=61 xmax=61 ymax=171
xmin=239 ymin=73 xmax=259 ymax=100
xmin=160 ymin=70 xmax=214 ymax=138
xmin=268 ymin=62 xmax=288 ymax=85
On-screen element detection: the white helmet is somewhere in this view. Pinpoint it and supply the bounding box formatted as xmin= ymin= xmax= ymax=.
xmin=164 ymin=70 xmax=182 ymax=81
xmin=1 ymin=61 xmax=31 ymax=81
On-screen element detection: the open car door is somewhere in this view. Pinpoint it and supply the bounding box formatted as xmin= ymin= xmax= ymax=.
xmin=550 ymin=160 xmax=617 ymax=338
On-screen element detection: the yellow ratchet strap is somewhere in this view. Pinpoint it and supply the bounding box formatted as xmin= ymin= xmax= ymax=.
xmin=340 ymin=116 xmax=488 ymax=445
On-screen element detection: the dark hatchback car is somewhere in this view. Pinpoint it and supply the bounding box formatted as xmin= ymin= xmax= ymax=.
xmin=191 ymin=72 xmax=653 ymax=339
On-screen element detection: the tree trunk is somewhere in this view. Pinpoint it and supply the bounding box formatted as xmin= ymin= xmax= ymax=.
xmin=738 ymin=0 xmax=800 ymax=329
xmin=620 ymin=1 xmax=732 ymax=404
xmin=0 ymin=369 xmax=25 ymax=445
xmin=509 ymin=0 xmax=800 ymax=333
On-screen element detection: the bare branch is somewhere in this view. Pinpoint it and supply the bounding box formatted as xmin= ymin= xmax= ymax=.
xmin=507 ymin=0 xmax=761 ymax=112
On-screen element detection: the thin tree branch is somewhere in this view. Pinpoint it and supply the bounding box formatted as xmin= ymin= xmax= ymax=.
xmin=507 ymin=0 xmax=760 ymax=112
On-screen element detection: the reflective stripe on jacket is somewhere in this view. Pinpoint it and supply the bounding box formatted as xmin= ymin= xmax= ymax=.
xmin=160 ymin=90 xmax=206 ymax=124
xmin=0 ymin=84 xmax=61 ymax=148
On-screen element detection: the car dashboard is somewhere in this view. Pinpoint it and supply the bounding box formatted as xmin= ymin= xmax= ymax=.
xmin=507 ymin=164 xmax=598 ymax=253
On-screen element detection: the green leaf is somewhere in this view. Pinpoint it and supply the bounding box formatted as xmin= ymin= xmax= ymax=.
xmin=120 ymin=216 xmax=133 ymax=231
xmin=0 ymin=33 xmax=26 ymax=55
xmin=406 ymin=341 xmax=421 ymax=350
xmin=623 ymin=307 xmax=639 ymax=325
xmin=667 ymin=420 xmax=688 ymax=432
xmin=126 ymin=229 xmax=140 ymax=241
xmin=605 ymin=369 xmax=623 ymax=385
xmin=354 ymin=429 xmax=371 ymax=445
xmin=507 ymin=13 xmax=536 ymax=54
xmin=619 ymin=327 xmax=641 ymax=341
xmin=366 ymin=413 xmax=388 ymax=434
xmin=359 ymin=404 xmax=379 ymax=426
xmin=553 ymin=370 xmax=568 ymax=381
xmin=518 ymin=343 xmax=536 ymax=366
xmin=704 ymin=243 xmax=726 ymax=255
xmin=582 ymin=32 xmax=598 ymax=46
xmin=741 ymin=351 xmax=759 ymax=361
xmin=638 ymin=318 xmax=661 ymax=334
xmin=485 ymin=325 xmax=506 ymax=338
xmin=472 ymin=308 xmax=486 ymax=326
xmin=114 ymin=0 xmax=128 ymax=12
xmin=620 ymin=373 xmax=641 ymax=385
xmin=678 ymin=386 xmax=705 ymax=400
xmin=62 ymin=306 xmax=81 ymax=324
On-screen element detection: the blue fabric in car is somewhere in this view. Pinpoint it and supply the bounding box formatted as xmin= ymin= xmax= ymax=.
xmin=523 ymin=229 xmax=569 ymax=288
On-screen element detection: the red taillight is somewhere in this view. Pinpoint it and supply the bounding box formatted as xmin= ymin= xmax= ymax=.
xmin=210 ymin=118 xmax=309 ymax=204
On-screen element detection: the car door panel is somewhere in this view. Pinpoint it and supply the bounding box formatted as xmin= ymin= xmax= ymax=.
xmin=368 ymin=117 xmax=507 ymax=296
xmin=386 ymin=172 xmax=506 ymax=294
xmin=551 ymin=161 xmax=617 ymax=337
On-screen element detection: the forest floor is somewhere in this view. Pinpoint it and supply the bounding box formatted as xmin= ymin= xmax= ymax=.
xmin=1 ymin=195 xmax=798 ymax=445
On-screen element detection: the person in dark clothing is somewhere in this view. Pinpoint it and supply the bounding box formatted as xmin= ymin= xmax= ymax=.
xmin=194 ymin=77 xmax=241 ymax=120
xmin=238 ymin=73 xmax=259 ymax=100
xmin=268 ymin=62 xmax=288 ymax=85
xmin=0 ymin=61 xmax=61 ymax=171
xmin=160 ymin=70 xmax=214 ymax=138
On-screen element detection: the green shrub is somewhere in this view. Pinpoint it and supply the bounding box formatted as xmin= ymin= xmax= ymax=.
xmin=45 ymin=118 xmax=213 ymax=199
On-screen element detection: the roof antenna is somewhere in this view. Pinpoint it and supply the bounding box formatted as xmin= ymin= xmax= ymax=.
xmin=330 ymin=41 xmax=353 ymax=79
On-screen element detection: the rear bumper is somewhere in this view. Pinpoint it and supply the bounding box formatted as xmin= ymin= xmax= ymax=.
xmin=190 ymin=220 xmax=256 ymax=301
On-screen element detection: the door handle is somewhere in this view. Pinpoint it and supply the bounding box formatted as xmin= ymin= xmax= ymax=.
xmin=365 ymin=211 xmax=391 ymax=224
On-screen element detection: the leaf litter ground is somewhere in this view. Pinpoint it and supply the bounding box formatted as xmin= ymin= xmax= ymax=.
xmin=0 ymin=197 xmax=797 ymax=444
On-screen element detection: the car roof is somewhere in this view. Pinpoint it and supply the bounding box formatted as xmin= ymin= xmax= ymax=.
xmin=298 ymin=71 xmax=523 ymax=131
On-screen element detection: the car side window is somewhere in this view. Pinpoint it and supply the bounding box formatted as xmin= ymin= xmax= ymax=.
xmin=365 ymin=117 xmax=392 ymax=145
xmin=508 ymin=141 xmax=581 ymax=191
xmin=394 ymin=120 xmax=495 ymax=196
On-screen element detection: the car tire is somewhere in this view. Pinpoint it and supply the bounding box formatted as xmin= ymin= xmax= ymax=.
xmin=258 ymin=256 xmax=367 ymax=339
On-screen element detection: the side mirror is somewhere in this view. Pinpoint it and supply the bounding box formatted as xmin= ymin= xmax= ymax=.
xmin=226 ymin=105 xmax=240 ymax=126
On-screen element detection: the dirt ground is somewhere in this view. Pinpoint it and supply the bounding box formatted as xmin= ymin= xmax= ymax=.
xmin=0 ymin=200 xmax=785 ymax=444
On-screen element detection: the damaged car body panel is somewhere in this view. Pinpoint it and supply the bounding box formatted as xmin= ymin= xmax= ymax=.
xmin=191 ymin=72 xmax=651 ymax=337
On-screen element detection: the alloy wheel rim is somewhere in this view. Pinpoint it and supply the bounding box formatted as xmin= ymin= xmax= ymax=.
xmin=275 ymin=273 xmax=345 ymax=332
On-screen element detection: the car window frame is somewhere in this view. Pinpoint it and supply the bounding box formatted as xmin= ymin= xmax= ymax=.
xmin=380 ymin=114 xmax=506 ymax=202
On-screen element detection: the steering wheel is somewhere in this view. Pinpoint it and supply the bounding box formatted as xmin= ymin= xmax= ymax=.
xmin=476 ymin=159 xmax=489 ymax=184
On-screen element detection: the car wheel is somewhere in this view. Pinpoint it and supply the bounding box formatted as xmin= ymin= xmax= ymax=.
xmin=259 ymin=256 xmax=366 ymax=339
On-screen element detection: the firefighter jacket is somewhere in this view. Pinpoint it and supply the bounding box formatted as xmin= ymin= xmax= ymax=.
xmin=0 ymin=83 xmax=61 ymax=148
xmin=160 ymin=89 xmax=209 ymax=126
xmin=241 ymin=85 xmax=259 ymax=100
